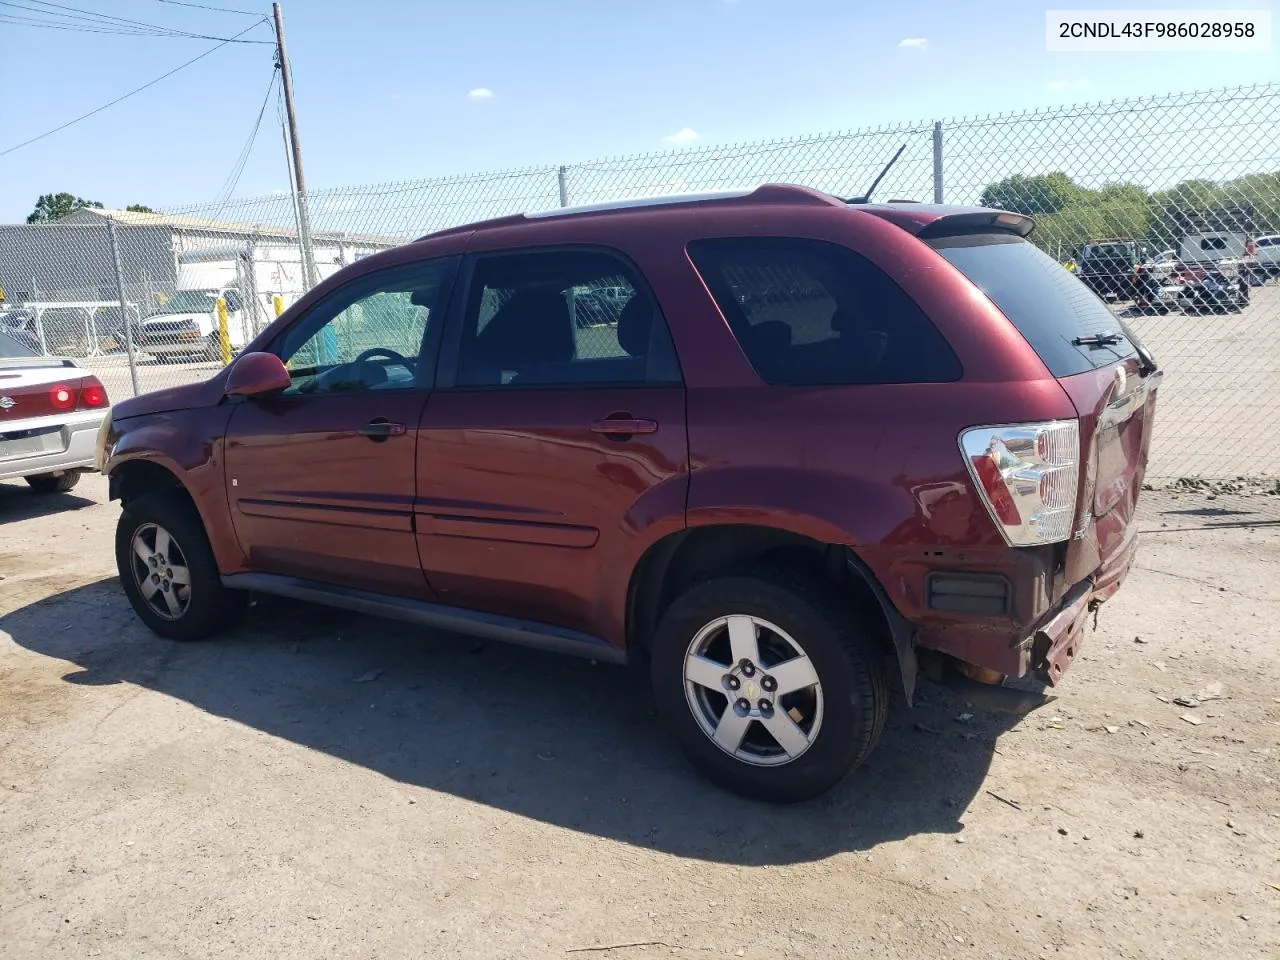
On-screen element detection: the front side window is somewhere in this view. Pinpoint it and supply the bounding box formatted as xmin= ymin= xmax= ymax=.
xmin=453 ymin=249 xmax=680 ymax=388
xmin=274 ymin=258 xmax=455 ymax=396
xmin=687 ymin=236 xmax=961 ymax=385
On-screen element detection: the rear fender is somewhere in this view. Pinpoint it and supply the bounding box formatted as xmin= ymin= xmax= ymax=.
xmin=687 ymin=466 xmax=921 ymax=701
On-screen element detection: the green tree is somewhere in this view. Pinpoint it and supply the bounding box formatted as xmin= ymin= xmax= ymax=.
xmin=26 ymin=192 xmax=104 ymax=224
xmin=125 ymin=204 xmax=155 ymax=214
xmin=979 ymin=172 xmax=1080 ymax=215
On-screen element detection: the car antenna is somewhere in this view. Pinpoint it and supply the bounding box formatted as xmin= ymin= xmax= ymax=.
xmin=843 ymin=143 xmax=907 ymax=204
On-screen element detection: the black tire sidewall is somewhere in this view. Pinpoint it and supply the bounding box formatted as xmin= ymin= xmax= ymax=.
xmin=650 ymin=571 xmax=886 ymax=803
xmin=26 ymin=472 xmax=80 ymax=493
xmin=114 ymin=492 xmax=242 ymax=641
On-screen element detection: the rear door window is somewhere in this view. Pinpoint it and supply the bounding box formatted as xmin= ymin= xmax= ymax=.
xmin=930 ymin=234 xmax=1140 ymax=377
xmin=686 ymin=237 xmax=961 ymax=385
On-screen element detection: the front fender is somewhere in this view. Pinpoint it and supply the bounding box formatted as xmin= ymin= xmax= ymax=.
xmin=106 ymin=406 xmax=243 ymax=573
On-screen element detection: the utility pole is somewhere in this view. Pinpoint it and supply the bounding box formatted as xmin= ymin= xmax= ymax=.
xmin=272 ymin=2 xmax=318 ymax=289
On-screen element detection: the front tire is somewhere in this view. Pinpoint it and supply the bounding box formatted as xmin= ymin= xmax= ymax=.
xmin=25 ymin=471 xmax=81 ymax=493
xmin=650 ymin=568 xmax=890 ymax=803
xmin=115 ymin=491 xmax=246 ymax=641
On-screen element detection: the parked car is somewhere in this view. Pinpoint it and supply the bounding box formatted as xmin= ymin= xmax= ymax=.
xmin=99 ymin=185 xmax=1161 ymax=802
xmin=0 ymin=329 xmax=111 ymax=492
xmin=1077 ymin=238 xmax=1141 ymax=300
xmin=1178 ymin=267 xmax=1250 ymax=313
xmin=1253 ymin=234 xmax=1280 ymax=278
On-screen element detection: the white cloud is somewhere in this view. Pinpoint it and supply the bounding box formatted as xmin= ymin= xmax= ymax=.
xmin=467 ymin=87 xmax=495 ymax=100
xmin=898 ymin=37 xmax=929 ymax=49
xmin=663 ymin=127 xmax=700 ymax=145
xmin=1046 ymin=78 xmax=1090 ymax=92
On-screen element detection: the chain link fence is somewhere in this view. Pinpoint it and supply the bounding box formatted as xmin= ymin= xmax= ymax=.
xmin=2 ymin=83 xmax=1277 ymax=496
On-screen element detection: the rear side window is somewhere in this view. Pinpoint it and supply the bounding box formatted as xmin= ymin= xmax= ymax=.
xmin=931 ymin=234 xmax=1139 ymax=377
xmin=453 ymin=249 xmax=681 ymax=389
xmin=687 ymin=237 xmax=961 ymax=385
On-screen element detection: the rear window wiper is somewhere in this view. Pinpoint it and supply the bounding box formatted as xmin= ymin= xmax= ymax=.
xmin=1072 ymin=332 xmax=1124 ymax=347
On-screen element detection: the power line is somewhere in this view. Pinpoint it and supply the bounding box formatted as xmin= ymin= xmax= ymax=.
xmin=215 ymin=67 xmax=279 ymax=203
xmin=0 ymin=19 xmax=269 ymax=157
xmin=0 ymin=0 xmax=272 ymax=41
xmin=0 ymin=13 xmax=180 ymax=37
xmin=0 ymin=12 xmax=243 ymax=39
xmin=151 ymin=0 xmax=262 ymax=15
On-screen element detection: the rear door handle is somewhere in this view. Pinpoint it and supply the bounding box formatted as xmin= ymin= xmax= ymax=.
xmin=590 ymin=417 xmax=658 ymax=436
xmin=358 ymin=419 xmax=406 ymax=441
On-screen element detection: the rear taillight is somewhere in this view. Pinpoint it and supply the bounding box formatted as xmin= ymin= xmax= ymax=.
xmin=49 ymin=384 xmax=76 ymax=411
xmin=960 ymin=420 xmax=1080 ymax=546
xmin=48 ymin=378 xmax=109 ymax=413
xmin=79 ymin=377 xmax=108 ymax=408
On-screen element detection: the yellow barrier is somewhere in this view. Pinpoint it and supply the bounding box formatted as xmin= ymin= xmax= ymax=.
xmin=273 ymin=294 xmax=285 ymax=318
xmin=215 ymin=297 xmax=232 ymax=366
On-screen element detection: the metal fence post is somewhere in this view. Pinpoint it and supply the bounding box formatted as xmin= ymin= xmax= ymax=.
xmin=932 ymin=121 xmax=944 ymax=204
xmin=107 ymin=219 xmax=141 ymax=397
xmin=558 ymin=165 xmax=570 ymax=207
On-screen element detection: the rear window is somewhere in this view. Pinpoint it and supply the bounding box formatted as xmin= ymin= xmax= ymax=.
xmin=930 ymin=234 xmax=1139 ymax=377
xmin=0 ymin=330 xmax=37 ymax=358
xmin=687 ymin=237 xmax=961 ymax=385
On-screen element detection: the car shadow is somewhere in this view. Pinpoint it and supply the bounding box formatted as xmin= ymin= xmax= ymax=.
xmin=0 ymin=481 xmax=98 ymax=521
xmin=1 ymin=578 xmax=1024 ymax=866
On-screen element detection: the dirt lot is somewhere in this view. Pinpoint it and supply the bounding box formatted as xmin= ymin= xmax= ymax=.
xmin=2 ymin=476 xmax=1277 ymax=958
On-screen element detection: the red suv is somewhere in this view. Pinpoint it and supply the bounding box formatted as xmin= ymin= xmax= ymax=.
xmin=99 ymin=185 xmax=1161 ymax=802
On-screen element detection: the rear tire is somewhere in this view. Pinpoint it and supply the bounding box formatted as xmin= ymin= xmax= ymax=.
xmin=25 ymin=471 xmax=81 ymax=494
xmin=115 ymin=491 xmax=246 ymax=641
xmin=650 ymin=566 xmax=890 ymax=803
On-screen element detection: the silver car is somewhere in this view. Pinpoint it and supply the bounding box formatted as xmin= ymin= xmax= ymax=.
xmin=0 ymin=330 xmax=111 ymax=493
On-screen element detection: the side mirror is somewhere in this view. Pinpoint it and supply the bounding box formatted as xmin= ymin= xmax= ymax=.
xmin=223 ymin=291 xmax=245 ymax=312
xmin=225 ymin=351 xmax=291 ymax=398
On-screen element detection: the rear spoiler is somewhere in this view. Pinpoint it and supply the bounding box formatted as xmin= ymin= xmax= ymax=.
xmin=917 ymin=211 xmax=1035 ymax=240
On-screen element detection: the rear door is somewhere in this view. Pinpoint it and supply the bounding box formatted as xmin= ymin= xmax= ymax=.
xmin=415 ymin=247 xmax=688 ymax=642
xmin=223 ymin=256 xmax=458 ymax=598
xmin=930 ymin=235 xmax=1161 ymax=580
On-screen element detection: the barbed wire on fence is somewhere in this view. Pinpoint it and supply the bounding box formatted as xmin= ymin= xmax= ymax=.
xmin=1 ymin=82 xmax=1277 ymax=491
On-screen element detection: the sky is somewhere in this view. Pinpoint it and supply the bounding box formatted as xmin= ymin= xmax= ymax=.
xmin=0 ymin=0 xmax=1277 ymax=224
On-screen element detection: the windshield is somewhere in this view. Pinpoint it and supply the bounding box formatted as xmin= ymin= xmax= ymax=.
xmin=154 ymin=290 xmax=219 ymax=315
xmin=0 ymin=329 xmax=37 ymax=358
xmin=931 ymin=234 xmax=1142 ymax=377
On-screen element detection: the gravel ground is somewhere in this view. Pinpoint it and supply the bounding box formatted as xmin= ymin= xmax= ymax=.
xmin=1 ymin=475 xmax=1278 ymax=960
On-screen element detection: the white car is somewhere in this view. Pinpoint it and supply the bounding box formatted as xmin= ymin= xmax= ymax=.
xmin=0 ymin=329 xmax=111 ymax=493
xmin=1254 ymin=235 xmax=1280 ymax=278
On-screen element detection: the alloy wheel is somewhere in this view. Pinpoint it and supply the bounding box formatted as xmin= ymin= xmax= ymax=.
xmin=683 ymin=615 xmax=824 ymax=767
xmin=129 ymin=522 xmax=193 ymax=621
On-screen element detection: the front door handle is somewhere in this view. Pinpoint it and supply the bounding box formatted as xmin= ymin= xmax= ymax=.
xmin=358 ymin=419 xmax=406 ymax=441
xmin=590 ymin=417 xmax=659 ymax=437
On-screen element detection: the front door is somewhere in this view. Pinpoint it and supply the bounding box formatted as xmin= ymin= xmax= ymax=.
xmin=416 ymin=247 xmax=689 ymax=642
xmin=224 ymin=256 xmax=458 ymax=598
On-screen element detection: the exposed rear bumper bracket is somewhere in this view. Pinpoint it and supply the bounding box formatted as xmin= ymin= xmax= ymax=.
xmin=1030 ymin=577 xmax=1094 ymax=687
